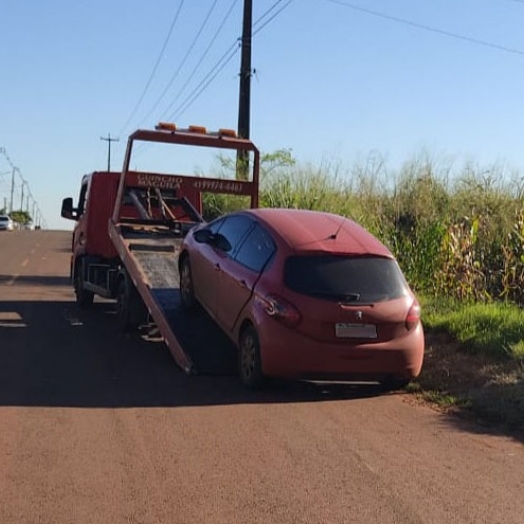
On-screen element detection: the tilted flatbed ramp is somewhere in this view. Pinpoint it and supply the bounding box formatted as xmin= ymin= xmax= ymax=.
xmin=109 ymin=223 xmax=237 ymax=374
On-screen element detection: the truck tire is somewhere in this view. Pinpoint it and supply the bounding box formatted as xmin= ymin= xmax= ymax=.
xmin=179 ymin=256 xmax=197 ymax=310
xmin=238 ymin=325 xmax=264 ymax=390
xmin=116 ymin=275 xmax=146 ymax=332
xmin=74 ymin=261 xmax=94 ymax=307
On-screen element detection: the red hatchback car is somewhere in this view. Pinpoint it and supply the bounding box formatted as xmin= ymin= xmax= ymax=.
xmin=179 ymin=208 xmax=424 ymax=389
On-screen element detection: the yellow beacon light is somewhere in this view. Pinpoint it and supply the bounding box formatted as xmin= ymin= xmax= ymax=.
xmin=188 ymin=125 xmax=207 ymax=134
xmin=218 ymin=128 xmax=237 ymax=138
xmin=156 ymin=122 xmax=177 ymax=131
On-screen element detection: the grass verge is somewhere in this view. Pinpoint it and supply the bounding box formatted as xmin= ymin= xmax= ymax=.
xmin=409 ymin=298 xmax=524 ymax=438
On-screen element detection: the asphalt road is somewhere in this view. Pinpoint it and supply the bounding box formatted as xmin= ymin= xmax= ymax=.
xmin=0 ymin=230 xmax=523 ymax=524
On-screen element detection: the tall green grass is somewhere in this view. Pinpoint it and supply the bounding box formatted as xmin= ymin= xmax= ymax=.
xmin=203 ymin=151 xmax=524 ymax=305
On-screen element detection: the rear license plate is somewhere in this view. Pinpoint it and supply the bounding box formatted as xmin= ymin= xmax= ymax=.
xmin=335 ymin=323 xmax=377 ymax=338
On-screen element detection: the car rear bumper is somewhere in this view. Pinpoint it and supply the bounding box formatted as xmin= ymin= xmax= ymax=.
xmin=257 ymin=319 xmax=424 ymax=381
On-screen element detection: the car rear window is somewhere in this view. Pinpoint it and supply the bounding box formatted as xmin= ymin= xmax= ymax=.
xmin=284 ymin=255 xmax=408 ymax=302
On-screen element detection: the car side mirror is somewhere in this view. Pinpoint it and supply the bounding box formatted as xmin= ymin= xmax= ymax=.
xmin=61 ymin=197 xmax=77 ymax=220
xmin=193 ymin=228 xmax=214 ymax=244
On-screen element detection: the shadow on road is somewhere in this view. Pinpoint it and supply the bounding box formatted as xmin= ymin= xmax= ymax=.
xmin=0 ymin=299 xmax=387 ymax=409
xmin=0 ymin=274 xmax=70 ymax=286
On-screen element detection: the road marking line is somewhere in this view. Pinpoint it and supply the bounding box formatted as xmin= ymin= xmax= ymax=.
xmin=6 ymin=274 xmax=19 ymax=286
xmin=0 ymin=312 xmax=27 ymax=328
xmin=21 ymin=258 xmax=29 ymax=267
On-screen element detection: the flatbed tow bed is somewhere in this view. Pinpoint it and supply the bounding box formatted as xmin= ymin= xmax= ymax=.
xmin=109 ymin=223 xmax=238 ymax=374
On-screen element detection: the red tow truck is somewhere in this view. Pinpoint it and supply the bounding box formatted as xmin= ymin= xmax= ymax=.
xmin=61 ymin=123 xmax=260 ymax=374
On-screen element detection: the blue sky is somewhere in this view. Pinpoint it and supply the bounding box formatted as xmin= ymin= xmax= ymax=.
xmin=1 ymin=0 xmax=524 ymax=229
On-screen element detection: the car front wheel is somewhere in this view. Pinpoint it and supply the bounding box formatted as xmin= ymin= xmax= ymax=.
xmin=179 ymin=256 xmax=197 ymax=310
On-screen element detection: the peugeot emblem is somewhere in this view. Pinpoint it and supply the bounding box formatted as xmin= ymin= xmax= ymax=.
xmin=355 ymin=311 xmax=363 ymax=320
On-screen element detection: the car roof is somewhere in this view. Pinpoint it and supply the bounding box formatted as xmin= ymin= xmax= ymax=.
xmin=243 ymin=208 xmax=393 ymax=257
xmin=0 ymin=215 xmax=10 ymax=220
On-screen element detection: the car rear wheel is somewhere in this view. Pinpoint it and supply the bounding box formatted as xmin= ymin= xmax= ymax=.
xmin=179 ymin=257 xmax=197 ymax=310
xmin=239 ymin=325 xmax=264 ymax=390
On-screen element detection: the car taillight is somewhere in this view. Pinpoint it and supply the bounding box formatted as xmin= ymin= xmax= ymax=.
xmin=406 ymin=300 xmax=421 ymax=331
xmin=260 ymin=294 xmax=302 ymax=328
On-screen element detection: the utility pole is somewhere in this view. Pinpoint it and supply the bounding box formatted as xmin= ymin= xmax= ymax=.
xmin=100 ymin=133 xmax=119 ymax=171
xmin=236 ymin=0 xmax=253 ymax=180
xmin=20 ymin=180 xmax=25 ymax=212
xmin=10 ymin=168 xmax=15 ymax=213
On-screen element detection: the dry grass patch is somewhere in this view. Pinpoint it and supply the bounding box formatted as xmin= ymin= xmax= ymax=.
xmin=409 ymin=333 xmax=524 ymax=437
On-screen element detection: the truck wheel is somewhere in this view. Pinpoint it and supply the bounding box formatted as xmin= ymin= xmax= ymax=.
xmin=116 ymin=277 xmax=145 ymax=332
xmin=179 ymin=257 xmax=197 ymax=309
xmin=74 ymin=264 xmax=94 ymax=307
xmin=239 ymin=325 xmax=264 ymax=390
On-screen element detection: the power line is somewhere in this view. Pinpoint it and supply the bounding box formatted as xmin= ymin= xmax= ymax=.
xmin=253 ymin=0 xmax=294 ymax=36
xmin=132 ymin=0 xmax=295 ymax=158
xmin=159 ymin=0 xmax=239 ymax=122
xmin=118 ymin=1 xmax=185 ymax=137
xmin=169 ymin=44 xmax=241 ymax=121
xmin=131 ymin=0 xmax=296 ymax=137
xmin=135 ymin=0 xmax=220 ymax=130
xmin=100 ymin=134 xmax=120 ymax=171
xmin=325 ymin=0 xmax=524 ymax=58
xmin=0 ymin=147 xmax=46 ymax=226
xmin=168 ymin=0 xmax=295 ymax=122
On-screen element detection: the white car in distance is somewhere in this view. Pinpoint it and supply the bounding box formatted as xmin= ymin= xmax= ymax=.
xmin=0 ymin=215 xmax=15 ymax=231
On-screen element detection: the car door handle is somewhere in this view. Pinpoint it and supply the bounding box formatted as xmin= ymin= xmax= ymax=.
xmin=238 ymin=279 xmax=247 ymax=289
xmin=214 ymin=263 xmax=220 ymax=271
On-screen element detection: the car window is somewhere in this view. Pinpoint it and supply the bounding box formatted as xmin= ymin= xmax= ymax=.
xmin=234 ymin=224 xmax=276 ymax=272
xmin=77 ymin=182 xmax=89 ymax=217
xmin=207 ymin=217 xmax=225 ymax=235
xmin=214 ymin=215 xmax=254 ymax=254
xmin=284 ymin=255 xmax=408 ymax=302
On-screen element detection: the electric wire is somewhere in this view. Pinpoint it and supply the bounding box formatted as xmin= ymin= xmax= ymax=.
xmin=168 ymin=43 xmax=240 ymax=121
xmin=118 ymin=0 xmax=185 ymax=137
xmin=0 ymin=148 xmax=45 ymax=226
xmin=134 ymin=0 xmax=220 ymax=130
xmin=159 ymin=0 xmax=239 ymax=122
xmin=253 ymin=0 xmax=294 ymax=36
xmin=325 ymin=0 xmax=524 ymax=57
xmin=131 ymin=0 xmax=295 ymax=158
xmin=168 ymin=0 xmax=295 ymax=121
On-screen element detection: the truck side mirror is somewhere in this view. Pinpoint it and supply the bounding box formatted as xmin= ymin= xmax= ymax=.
xmin=61 ymin=197 xmax=76 ymax=220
